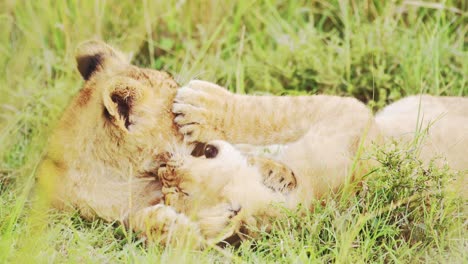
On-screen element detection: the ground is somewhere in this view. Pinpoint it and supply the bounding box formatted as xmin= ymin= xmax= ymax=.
xmin=0 ymin=1 xmax=466 ymax=263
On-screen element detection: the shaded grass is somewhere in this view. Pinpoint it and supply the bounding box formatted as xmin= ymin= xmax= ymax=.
xmin=0 ymin=0 xmax=466 ymax=262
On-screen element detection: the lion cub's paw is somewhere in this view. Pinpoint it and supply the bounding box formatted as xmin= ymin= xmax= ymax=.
xmin=197 ymin=203 xmax=242 ymax=242
xmin=158 ymin=159 xmax=182 ymax=188
xmin=248 ymin=157 xmax=297 ymax=193
xmin=130 ymin=204 xmax=202 ymax=247
xmin=173 ymin=80 xmax=231 ymax=143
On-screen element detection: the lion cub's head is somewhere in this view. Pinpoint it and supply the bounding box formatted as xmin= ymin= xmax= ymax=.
xmin=159 ymin=140 xmax=286 ymax=243
xmin=37 ymin=41 xmax=180 ymax=217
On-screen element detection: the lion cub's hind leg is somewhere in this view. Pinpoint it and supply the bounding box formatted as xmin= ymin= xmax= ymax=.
xmin=247 ymin=156 xmax=297 ymax=193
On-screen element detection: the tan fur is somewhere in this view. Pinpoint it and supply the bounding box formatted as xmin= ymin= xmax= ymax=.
xmin=159 ymin=81 xmax=467 ymax=245
xmin=375 ymin=95 xmax=468 ymax=171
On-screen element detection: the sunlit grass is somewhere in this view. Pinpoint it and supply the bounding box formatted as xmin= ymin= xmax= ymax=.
xmin=0 ymin=0 xmax=466 ymax=262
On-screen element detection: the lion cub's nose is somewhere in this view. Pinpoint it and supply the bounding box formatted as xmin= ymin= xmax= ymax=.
xmin=204 ymin=144 xmax=219 ymax=159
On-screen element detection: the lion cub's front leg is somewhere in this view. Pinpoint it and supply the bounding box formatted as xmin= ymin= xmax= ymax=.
xmin=173 ymin=80 xmax=329 ymax=145
xmin=248 ymin=156 xmax=297 ymax=193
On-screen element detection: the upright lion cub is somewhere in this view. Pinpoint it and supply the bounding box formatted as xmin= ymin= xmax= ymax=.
xmin=37 ymin=41 xmax=205 ymax=244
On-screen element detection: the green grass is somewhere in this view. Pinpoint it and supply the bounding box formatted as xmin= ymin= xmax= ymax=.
xmin=0 ymin=0 xmax=466 ymax=262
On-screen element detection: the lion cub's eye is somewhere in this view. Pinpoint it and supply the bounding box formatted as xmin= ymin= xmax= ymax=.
xmin=204 ymin=144 xmax=218 ymax=159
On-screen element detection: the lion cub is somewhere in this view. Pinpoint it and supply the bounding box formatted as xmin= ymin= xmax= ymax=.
xmin=154 ymin=81 xmax=467 ymax=245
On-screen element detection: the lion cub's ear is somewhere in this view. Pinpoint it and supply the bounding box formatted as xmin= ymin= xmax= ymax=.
xmin=102 ymin=77 xmax=148 ymax=131
xmin=75 ymin=40 xmax=129 ymax=80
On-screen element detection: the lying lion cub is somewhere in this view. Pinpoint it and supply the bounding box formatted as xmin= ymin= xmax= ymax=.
xmin=151 ymin=81 xmax=467 ymax=245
